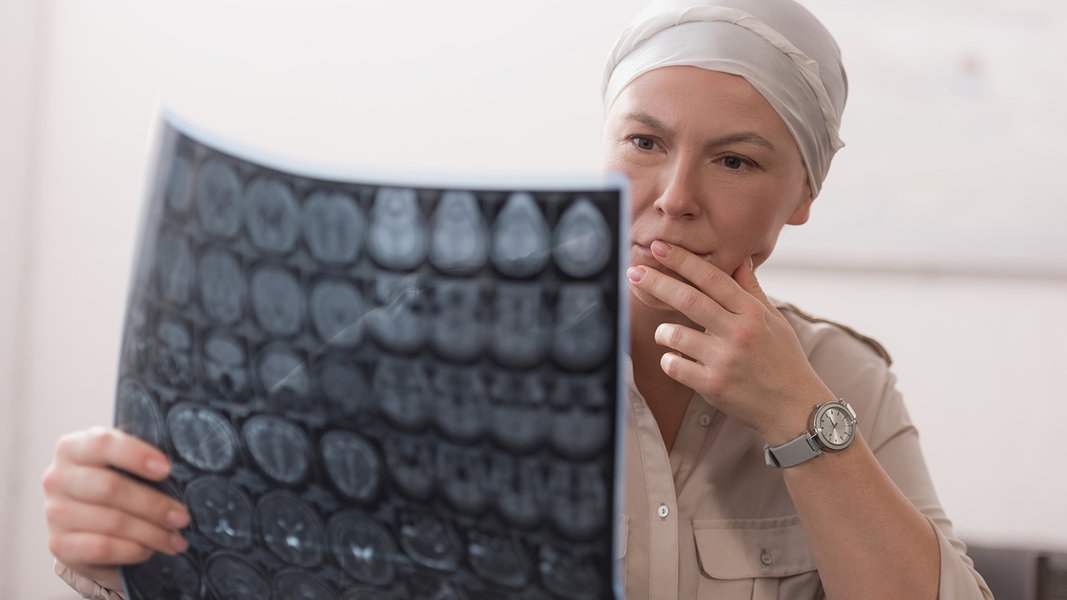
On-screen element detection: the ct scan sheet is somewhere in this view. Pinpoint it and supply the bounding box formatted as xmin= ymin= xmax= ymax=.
xmin=113 ymin=112 xmax=628 ymax=600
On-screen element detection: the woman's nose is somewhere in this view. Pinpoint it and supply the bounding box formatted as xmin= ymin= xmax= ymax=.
xmin=652 ymin=159 xmax=702 ymax=219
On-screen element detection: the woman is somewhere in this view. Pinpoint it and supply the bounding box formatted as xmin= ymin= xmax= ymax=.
xmin=603 ymin=1 xmax=991 ymax=597
xmin=44 ymin=0 xmax=993 ymax=598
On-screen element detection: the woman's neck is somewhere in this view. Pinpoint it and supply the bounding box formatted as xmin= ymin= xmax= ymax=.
xmin=630 ymin=304 xmax=697 ymax=451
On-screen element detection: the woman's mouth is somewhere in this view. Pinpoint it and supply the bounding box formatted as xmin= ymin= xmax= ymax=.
xmin=631 ymin=242 xmax=714 ymax=263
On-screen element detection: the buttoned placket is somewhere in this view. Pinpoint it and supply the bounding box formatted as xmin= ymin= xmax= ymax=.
xmin=629 ymin=385 xmax=681 ymax=599
xmin=669 ymin=397 xmax=719 ymax=487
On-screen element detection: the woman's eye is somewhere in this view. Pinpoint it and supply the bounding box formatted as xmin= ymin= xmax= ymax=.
xmin=631 ymin=136 xmax=655 ymax=151
xmin=723 ymin=156 xmax=745 ymax=170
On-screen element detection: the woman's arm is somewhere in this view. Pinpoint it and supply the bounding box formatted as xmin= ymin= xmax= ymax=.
xmin=777 ymin=433 xmax=939 ymax=599
xmin=626 ymin=241 xmax=978 ymax=599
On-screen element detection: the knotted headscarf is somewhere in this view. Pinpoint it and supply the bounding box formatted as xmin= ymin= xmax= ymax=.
xmin=603 ymin=0 xmax=848 ymax=197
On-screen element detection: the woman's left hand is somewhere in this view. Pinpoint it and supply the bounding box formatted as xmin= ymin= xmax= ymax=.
xmin=627 ymin=240 xmax=835 ymax=443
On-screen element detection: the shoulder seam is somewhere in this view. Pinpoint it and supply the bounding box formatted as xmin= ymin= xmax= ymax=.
xmin=777 ymin=302 xmax=893 ymax=366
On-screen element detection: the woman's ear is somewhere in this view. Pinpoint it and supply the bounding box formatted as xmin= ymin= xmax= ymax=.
xmin=787 ymin=183 xmax=815 ymax=225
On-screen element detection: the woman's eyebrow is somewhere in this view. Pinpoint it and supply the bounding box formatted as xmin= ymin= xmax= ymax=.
xmin=705 ymin=131 xmax=776 ymax=152
xmin=622 ymin=111 xmax=776 ymax=151
xmin=623 ymin=111 xmax=672 ymax=134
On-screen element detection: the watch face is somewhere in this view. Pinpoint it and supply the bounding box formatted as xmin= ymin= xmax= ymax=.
xmin=814 ymin=402 xmax=856 ymax=451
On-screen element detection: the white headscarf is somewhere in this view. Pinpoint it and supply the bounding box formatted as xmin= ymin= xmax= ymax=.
xmin=603 ymin=0 xmax=848 ymax=197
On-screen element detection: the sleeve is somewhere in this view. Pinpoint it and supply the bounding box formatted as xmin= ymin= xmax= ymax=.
xmin=54 ymin=561 xmax=127 ymax=600
xmin=780 ymin=303 xmax=994 ymax=598
xmin=864 ymin=371 xmax=994 ymax=599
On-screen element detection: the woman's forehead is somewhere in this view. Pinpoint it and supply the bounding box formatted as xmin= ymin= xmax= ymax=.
xmin=608 ymin=67 xmax=784 ymax=132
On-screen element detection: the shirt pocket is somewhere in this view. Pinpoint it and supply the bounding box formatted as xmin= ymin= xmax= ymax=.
xmin=692 ymin=516 xmax=823 ymax=600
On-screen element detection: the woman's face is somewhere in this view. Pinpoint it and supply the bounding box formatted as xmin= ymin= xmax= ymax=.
xmin=603 ymin=66 xmax=813 ymax=311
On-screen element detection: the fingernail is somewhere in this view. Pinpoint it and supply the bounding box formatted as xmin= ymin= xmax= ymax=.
xmin=167 ymin=509 xmax=190 ymax=529
xmin=145 ymin=457 xmax=169 ymax=479
xmin=650 ymin=240 xmax=670 ymax=258
xmin=626 ymin=266 xmax=645 ymax=283
xmin=170 ymin=533 xmax=188 ymax=553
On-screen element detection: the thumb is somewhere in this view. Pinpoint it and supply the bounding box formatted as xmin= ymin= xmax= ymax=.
xmin=732 ymin=256 xmax=774 ymax=310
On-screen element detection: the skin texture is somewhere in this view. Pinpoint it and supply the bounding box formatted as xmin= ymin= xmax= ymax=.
xmin=606 ymin=66 xmax=939 ymax=600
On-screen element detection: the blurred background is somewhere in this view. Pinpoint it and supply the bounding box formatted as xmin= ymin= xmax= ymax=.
xmin=2 ymin=0 xmax=1065 ymax=596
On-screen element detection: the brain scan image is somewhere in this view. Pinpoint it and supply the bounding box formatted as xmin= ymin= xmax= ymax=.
xmin=256 ymin=345 xmax=311 ymax=410
xmin=185 ymin=475 xmax=255 ymax=550
xmin=244 ymin=175 xmax=300 ymax=256
xmin=316 ymin=357 xmax=372 ymax=417
xmin=490 ymin=192 xmax=551 ymax=278
xmin=201 ymin=330 xmax=248 ymax=399
xmin=197 ymin=247 xmax=245 ymax=325
xmin=154 ymin=315 xmax=194 ymax=388
xmin=309 ymin=278 xmax=366 ymax=348
xmin=303 ymin=189 xmax=364 ymax=266
xmin=429 ymin=190 xmax=489 ymax=275
xmin=430 ymin=280 xmax=488 ymax=362
xmin=257 ymin=491 xmax=327 ymax=567
xmin=242 ymin=415 xmax=313 ymax=485
xmin=383 ymin=433 xmax=436 ymax=502
xmin=194 ymin=158 xmax=242 ymax=240
xmin=553 ymin=198 xmax=612 ymax=278
xmin=367 ymin=187 xmax=427 ymax=271
xmin=250 ymin=264 xmax=304 ymax=337
xmin=551 ymin=284 xmax=613 ymax=371
xmin=166 ymin=403 xmax=239 ymax=473
xmin=321 ymin=430 xmax=382 ymax=503
xmin=490 ymin=283 xmax=551 ymax=369
xmin=328 ymin=511 xmax=399 ymax=586
xmin=366 ymin=274 xmax=429 ymax=354
xmin=488 ymin=373 xmax=548 ymax=453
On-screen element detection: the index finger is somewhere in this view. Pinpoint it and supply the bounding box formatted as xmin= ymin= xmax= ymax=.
xmin=648 ymin=240 xmax=751 ymax=314
xmin=55 ymin=427 xmax=171 ymax=482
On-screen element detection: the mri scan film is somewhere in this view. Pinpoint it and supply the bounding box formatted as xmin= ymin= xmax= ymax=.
xmin=114 ymin=114 xmax=628 ymax=600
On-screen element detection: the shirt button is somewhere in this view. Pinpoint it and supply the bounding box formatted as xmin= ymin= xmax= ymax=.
xmin=698 ymin=414 xmax=712 ymax=427
xmin=656 ymin=504 xmax=670 ymax=519
xmin=761 ymin=551 xmax=774 ymax=566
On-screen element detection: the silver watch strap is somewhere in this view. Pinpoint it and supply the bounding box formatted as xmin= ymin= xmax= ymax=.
xmin=764 ymin=432 xmax=822 ymax=468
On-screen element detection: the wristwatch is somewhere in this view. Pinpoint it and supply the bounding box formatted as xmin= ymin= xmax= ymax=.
xmin=763 ymin=399 xmax=858 ymax=468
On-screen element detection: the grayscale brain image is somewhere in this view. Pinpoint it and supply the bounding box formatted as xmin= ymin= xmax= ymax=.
xmin=113 ymin=116 xmax=625 ymax=600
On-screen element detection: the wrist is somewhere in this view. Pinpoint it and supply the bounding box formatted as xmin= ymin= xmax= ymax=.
xmin=763 ymin=397 xmax=858 ymax=469
xmin=761 ymin=390 xmax=835 ymax=447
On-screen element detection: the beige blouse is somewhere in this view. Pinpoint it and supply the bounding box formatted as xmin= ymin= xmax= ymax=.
xmin=618 ymin=303 xmax=993 ymax=599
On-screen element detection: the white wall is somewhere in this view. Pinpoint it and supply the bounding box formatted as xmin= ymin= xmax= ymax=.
xmin=759 ymin=265 xmax=1067 ymax=549
xmin=4 ymin=0 xmax=1065 ymax=597
xmin=0 ymin=0 xmax=44 ymax=593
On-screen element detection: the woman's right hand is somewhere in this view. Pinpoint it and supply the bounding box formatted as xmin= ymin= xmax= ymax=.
xmin=42 ymin=426 xmax=190 ymax=592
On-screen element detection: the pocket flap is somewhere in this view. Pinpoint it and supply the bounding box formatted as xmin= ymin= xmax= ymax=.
xmin=693 ymin=516 xmax=818 ymax=579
